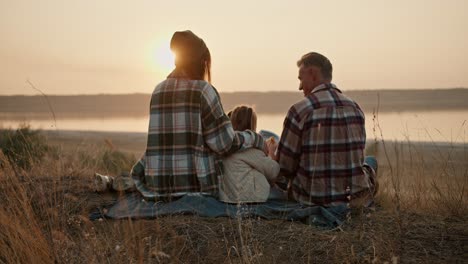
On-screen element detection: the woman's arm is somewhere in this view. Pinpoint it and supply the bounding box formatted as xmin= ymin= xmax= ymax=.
xmin=239 ymin=149 xmax=280 ymax=182
xmin=200 ymin=84 xmax=265 ymax=156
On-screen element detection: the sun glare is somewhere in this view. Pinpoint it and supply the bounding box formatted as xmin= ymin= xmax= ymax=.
xmin=152 ymin=42 xmax=175 ymax=73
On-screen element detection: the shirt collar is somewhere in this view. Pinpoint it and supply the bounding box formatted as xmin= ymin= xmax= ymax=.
xmin=311 ymin=83 xmax=341 ymax=94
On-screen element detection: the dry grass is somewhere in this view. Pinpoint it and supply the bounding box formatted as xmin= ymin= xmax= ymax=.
xmin=0 ymin=128 xmax=467 ymax=263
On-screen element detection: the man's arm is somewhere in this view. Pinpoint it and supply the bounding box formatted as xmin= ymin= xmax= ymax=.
xmin=201 ymin=85 xmax=264 ymax=156
xmin=277 ymin=107 xmax=302 ymax=179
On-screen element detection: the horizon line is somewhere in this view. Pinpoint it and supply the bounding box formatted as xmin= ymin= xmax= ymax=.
xmin=1 ymin=87 xmax=467 ymax=97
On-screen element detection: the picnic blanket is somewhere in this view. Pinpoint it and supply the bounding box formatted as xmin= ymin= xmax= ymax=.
xmin=89 ymin=193 xmax=350 ymax=228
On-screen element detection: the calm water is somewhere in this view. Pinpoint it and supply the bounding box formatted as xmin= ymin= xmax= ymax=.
xmin=1 ymin=111 xmax=467 ymax=143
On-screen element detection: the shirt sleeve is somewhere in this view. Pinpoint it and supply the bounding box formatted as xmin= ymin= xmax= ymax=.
xmin=200 ymin=84 xmax=265 ymax=156
xmin=130 ymin=155 xmax=147 ymax=193
xmin=277 ymin=106 xmax=302 ymax=179
xmin=130 ymin=155 xmax=145 ymax=178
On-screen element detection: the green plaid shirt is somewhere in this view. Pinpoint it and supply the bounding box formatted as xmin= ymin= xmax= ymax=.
xmin=131 ymin=78 xmax=265 ymax=199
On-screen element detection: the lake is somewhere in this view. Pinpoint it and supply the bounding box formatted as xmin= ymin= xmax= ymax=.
xmin=1 ymin=111 xmax=467 ymax=143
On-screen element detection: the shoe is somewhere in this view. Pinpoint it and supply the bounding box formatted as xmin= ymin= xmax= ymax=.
xmin=94 ymin=173 xmax=113 ymax=192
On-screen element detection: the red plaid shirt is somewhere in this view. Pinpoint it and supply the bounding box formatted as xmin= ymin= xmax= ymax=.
xmin=277 ymin=83 xmax=375 ymax=206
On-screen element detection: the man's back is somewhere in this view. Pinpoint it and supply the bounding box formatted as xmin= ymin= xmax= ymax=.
xmin=277 ymin=83 xmax=373 ymax=206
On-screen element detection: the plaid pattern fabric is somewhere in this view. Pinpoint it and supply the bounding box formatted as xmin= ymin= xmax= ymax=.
xmin=277 ymin=83 xmax=375 ymax=206
xmin=131 ymin=78 xmax=265 ymax=199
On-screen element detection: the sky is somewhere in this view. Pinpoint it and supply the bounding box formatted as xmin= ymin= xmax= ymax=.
xmin=0 ymin=0 xmax=467 ymax=95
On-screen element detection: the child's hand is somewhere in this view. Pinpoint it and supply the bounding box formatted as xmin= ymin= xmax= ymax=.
xmin=266 ymin=137 xmax=278 ymax=160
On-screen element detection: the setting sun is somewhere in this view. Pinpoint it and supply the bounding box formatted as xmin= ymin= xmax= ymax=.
xmin=152 ymin=42 xmax=175 ymax=73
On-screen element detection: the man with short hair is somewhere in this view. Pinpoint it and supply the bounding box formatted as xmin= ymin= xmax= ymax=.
xmin=276 ymin=52 xmax=377 ymax=207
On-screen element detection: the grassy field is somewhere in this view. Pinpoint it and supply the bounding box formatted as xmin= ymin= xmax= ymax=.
xmin=0 ymin=127 xmax=466 ymax=263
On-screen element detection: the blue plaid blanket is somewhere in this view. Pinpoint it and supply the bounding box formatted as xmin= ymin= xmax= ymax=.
xmin=90 ymin=193 xmax=349 ymax=228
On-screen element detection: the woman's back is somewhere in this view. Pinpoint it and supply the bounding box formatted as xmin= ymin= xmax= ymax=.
xmin=143 ymin=78 xmax=220 ymax=196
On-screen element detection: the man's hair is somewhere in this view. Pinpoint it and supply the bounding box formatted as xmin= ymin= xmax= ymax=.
xmin=297 ymin=52 xmax=333 ymax=81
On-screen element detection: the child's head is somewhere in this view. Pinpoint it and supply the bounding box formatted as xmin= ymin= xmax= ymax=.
xmin=228 ymin=105 xmax=257 ymax=132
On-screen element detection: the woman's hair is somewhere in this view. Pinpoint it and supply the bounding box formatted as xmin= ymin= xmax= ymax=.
xmin=229 ymin=105 xmax=257 ymax=132
xmin=170 ymin=30 xmax=211 ymax=82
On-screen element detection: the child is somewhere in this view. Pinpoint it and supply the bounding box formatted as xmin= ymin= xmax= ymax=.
xmin=219 ymin=105 xmax=280 ymax=203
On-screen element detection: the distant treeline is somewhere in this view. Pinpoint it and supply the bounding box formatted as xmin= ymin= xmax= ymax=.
xmin=0 ymin=89 xmax=467 ymax=118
